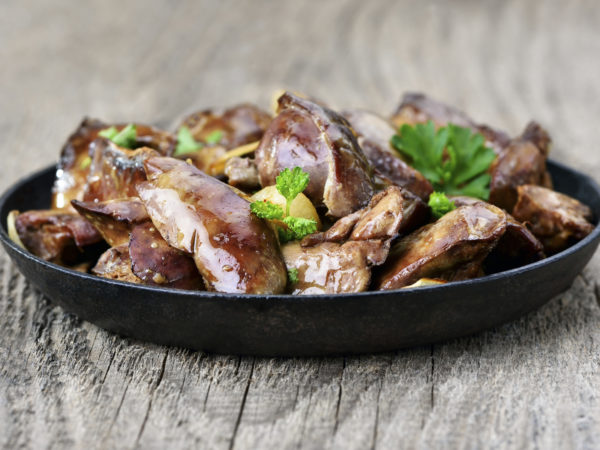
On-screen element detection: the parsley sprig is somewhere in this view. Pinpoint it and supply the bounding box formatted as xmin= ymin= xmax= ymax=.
xmin=174 ymin=126 xmax=203 ymax=156
xmin=174 ymin=127 xmax=224 ymax=157
xmin=275 ymin=167 xmax=310 ymax=215
xmin=250 ymin=167 xmax=317 ymax=242
xmin=250 ymin=201 xmax=283 ymax=219
xmin=428 ymin=192 xmax=456 ymax=220
xmin=282 ymin=216 xmax=318 ymax=241
xmin=391 ymin=121 xmax=496 ymax=200
xmin=287 ymin=268 xmax=299 ymax=284
xmin=98 ymin=124 xmax=137 ymax=149
xmin=205 ymin=130 xmax=223 ymax=145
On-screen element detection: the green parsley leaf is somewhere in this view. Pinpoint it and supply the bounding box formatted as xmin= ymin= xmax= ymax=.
xmin=112 ymin=124 xmax=137 ymax=148
xmin=174 ymin=126 xmax=203 ymax=156
xmin=205 ymin=130 xmax=224 ymax=145
xmin=250 ymin=167 xmax=315 ymax=242
xmin=276 ymin=167 xmax=310 ymax=215
xmin=249 ymin=200 xmax=284 ymax=220
xmin=428 ymin=191 xmax=457 ymax=220
xmin=391 ymin=121 xmax=496 ymax=200
xmin=79 ymin=156 xmax=92 ymax=170
xmin=99 ymin=124 xmax=137 ymax=149
xmin=98 ymin=126 xmax=118 ymax=140
xmin=283 ymin=216 xmax=318 ymax=240
xmin=277 ymin=226 xmax=295 ymax=243
xmin=287 ymin=268 xmax=299 ymax=284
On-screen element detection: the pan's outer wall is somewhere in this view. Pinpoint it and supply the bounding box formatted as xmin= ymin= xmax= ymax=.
xmin=1 ymin=161 xmax=599 ymax=356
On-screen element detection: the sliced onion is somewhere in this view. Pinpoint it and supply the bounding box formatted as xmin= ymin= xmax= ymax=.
xmin=209 ymin=141 xmax=259 ymax=176
xmin=403 ymin=278 xmax=446 ymax=289
xmin=7 ymin=210 xmax=25 ymax=249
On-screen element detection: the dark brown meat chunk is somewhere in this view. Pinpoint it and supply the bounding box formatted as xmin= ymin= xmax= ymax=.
xmin=15 ymin=210 xmax=102 ymax=265
xmin=489 ymin=123 xmax=552 ymax=212
xmin=485 ymin=216 xmax=545 ymax=273
xmin=255 ymin=92 xmax=375 ymax=218
xmin=283 ymin=240 xmax=389 ymax=295
xmin=342 ymin=109 xmax=433 ymax=200
xmin=448 ymin=196 xmax=545 ymax=271
xmin=395 ymin=188 xmax=431 ymax=236
xmin=301 ymin=186 xmax=423 ymax=247
xmin=447 ymin=195 xmax=483 ymax=208
xmin=92 ymin=244 xmax=141 ymax=284
xmin=82 ymin=140 xmax=160 ymax=203
xmin=390 ymin=92 xmax=511 ymax=153
xmin=288 ymin=187 xmax=410 ymax=294
xmin=520 ymin=121 xmax=552 ymax=157
xmin=376 ymin=203 xmax=507 ymax=290
xmin=512 ymin=185 xmax=594 ymax=254
xmin=179 ymin=103 xmax=271 ymax=150
xmin=52 ymin=118 xmax=108 ymax=210
xmin=71 ymin=198 xmax=149 ymax=247
xmin=132 ymin=124 xmax=177 ymax=156
xmin=137 ymin=157 xmax=287 ymax=294
xmin=52 ymin=119 xmax=176 ymax=210
xmin=129 ymin=222 xmax=204 ymax=290
xmin=224 ymin=157 xmax=261 ymax=190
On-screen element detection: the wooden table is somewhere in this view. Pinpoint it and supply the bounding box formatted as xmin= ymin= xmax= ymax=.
xmin=1 ymin=1 xmax=599 ymax=448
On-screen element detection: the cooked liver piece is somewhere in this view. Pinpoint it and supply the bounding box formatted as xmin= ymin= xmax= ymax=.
xmin=179 ymin=103 xmax=271 ymax=150
xmin=137 ymin=157 xmax=287 ymax=294
xmin=129 ymin=222 xmax=204 ymax=290
xmin=376 ymin=203 xmax=507 ymax=290
xmin=489 ymin=122 xmax=552 ymax=212
xmin=71 ymin=197 xmax=149 ymax=247
xmin=255 ymin=92 xmax=375 ymax=218
xmin=15 ymin=210 xmax=102 ymax=265
xmin=512 ymin=184 xmax=594 ymax=254
xmin=342 ymin=109 xmax=433 ymax=200
xmin=52 ymin=119 xmax=175 ymax=210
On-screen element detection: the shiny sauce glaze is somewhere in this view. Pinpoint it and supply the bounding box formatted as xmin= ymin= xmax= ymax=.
xmin=137 ymin=157 xmax=287 ymax=294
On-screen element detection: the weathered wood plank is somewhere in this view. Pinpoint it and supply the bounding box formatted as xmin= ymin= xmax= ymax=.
xmin=1 ymin=0 xmax=600 ymax=449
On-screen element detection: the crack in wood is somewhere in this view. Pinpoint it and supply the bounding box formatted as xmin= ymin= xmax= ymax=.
xmin=134 ymin=348 xmax=169 ymax=447
xmin=104 ymin=379 xmax=131 ymax=439
xmin=228 ymin=358 xmax=255 ymax=450
xmin=332 ymin=357 xmax=346 ymax=435
xmin=96 ymin=350 xmax=117 ymax=401
xmin=202 ymin=376 xmax=212 ymax=413
xmin=369 ymin=357 xmax=390 ymax=450
xmin=86 ymin=328 xmax=99 ymax=360
xmin=296 ymin=359 xmax=321 ymax=449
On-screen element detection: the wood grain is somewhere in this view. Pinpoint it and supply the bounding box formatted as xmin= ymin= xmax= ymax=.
xmin=1 ymin=0 xmax=600 ymax=448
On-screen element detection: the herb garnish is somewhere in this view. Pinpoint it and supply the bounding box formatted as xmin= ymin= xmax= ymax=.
xmin=205 ymin=130 xmax=224 ymax=145
xmin=276 ymin=167 xmax=310 ymax=216
xmin=282 ymin=216 xmax=318 ymax=240
xmin=428 ymin=192 xmax=457 ymax=220
xmin=250 ymin=201 xmax=284 ymax=220
xmin=391 ymin=121 xmax=496 ymax=200
xmin=287 ymin=268 xmax=299 ymax=284
xmin=98 ymin=124 xmax=137 ymax=149
xmin=250 ymin=167 xmax=317 ymax=242
xmin=79 ymin=156 xmax=92 ymax=170
xmin=174 ymin=126 xmax=203 ymax=156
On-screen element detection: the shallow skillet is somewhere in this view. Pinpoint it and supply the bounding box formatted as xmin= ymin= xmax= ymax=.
xmin=1 ymin=160 xmax=599 ymax=356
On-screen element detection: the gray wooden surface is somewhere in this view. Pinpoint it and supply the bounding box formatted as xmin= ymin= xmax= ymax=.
xmin=1 ymin=0 xmax=600 ymax=448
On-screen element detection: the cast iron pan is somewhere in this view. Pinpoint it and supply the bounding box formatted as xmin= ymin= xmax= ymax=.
xmin=1 ymin=160 xmax=599 ymax=356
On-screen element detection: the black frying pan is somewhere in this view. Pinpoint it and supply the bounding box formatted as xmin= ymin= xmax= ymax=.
xmin=1 ymin=160 xmax=599 ymax=356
